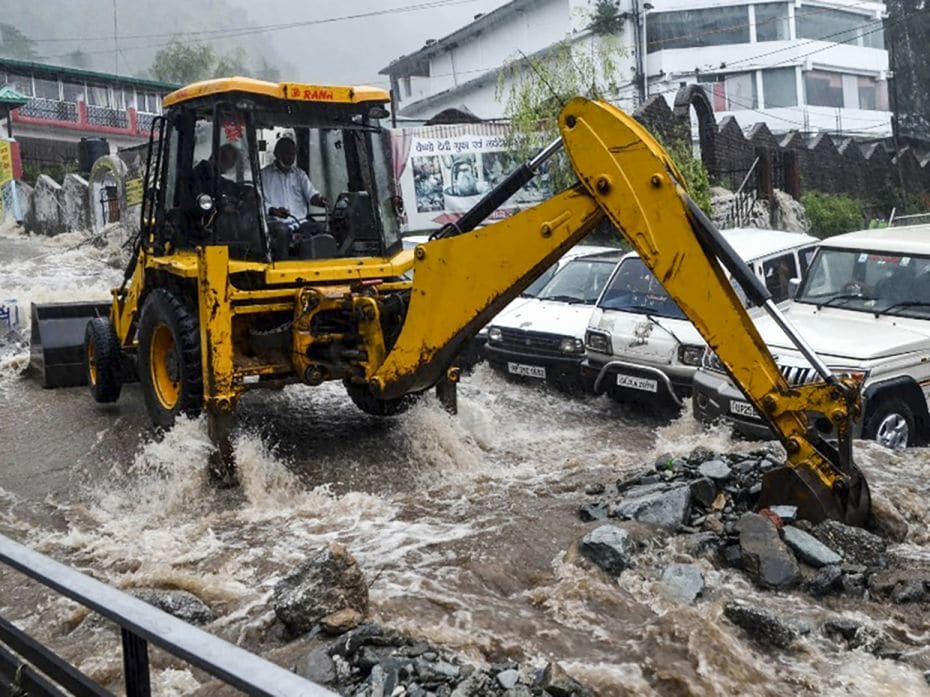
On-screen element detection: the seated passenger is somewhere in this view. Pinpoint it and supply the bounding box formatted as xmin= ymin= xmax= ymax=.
xmin=260 ymin=135 xmax=330 ymax=222
xmin=192 ymin=143 xmax=242 ymax=199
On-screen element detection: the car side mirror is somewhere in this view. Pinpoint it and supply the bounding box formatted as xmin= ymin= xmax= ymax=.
xmin=788 ymin=277 xmax=801 ymax=299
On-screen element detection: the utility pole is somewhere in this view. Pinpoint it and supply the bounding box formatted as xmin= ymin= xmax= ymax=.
xmin=113 ymin=0 xmax=119 ymax=75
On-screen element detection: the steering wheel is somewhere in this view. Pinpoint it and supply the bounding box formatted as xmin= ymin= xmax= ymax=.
xmin=842 ymin=281 xmax=866 ymax=296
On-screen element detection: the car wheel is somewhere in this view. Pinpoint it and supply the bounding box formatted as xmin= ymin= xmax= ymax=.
xmin=137 ymin=290 xmax=203 ymax=429
xmin=84 ymin=317 xmax=122 ymax=403
xmin=862 ymin=397 xmax=915 ymax=450
xmin=344 ymin=381 xmax=421 ymax=416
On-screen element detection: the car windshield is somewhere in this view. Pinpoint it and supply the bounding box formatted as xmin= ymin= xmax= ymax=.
xmin=597 ymin=257 xmax=687 ymax=319
xmin=536 ymin=258 xmax=615 ymax=304
xmin=796 ymin=248 xmax=930 ymax=318
xmin=523 ymin=263 xmax=558 ymax=298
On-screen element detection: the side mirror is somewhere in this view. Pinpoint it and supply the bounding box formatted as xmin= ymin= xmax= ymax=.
xmin=788 ymin=277 xmax=801 ymax=299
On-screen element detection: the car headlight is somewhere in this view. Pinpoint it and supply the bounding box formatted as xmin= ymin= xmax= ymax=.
xmin=488 ymin=326 xmax=502 ymax=342
xmin=560 ymin=337 xmax=585 ymax=354
xmin=585 ymin=330 xmax=611 ymax=354
xmin=702 ymin=347 xmax=726 ymax=373
xmin=678 ymin=344 xmax=705 ymax=366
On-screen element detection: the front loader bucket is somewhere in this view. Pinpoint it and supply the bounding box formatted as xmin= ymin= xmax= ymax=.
xmin=30 ymin=302 xmax=110 ymax=388
xmin=759 ymin=463 xmax=871 ymax=527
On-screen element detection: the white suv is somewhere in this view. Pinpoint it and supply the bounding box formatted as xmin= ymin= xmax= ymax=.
xmin=583 ymin=228 xmax=818 ymax=410
xmin=693 ymin=224 xmax=930 ymax=449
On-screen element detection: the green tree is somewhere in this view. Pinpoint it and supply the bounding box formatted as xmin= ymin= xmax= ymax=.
xmin=150 ymin=39 xmax=218 ymax=84
xmin=213 ymin=47 xmax=249 ymax=78
xmin=0 ymin=24 xmax=38 ymax=60
xmin=801 ymin=191 xmax=865 ymax=238
xmin=589 ymin=0 xmax=625 ymax=35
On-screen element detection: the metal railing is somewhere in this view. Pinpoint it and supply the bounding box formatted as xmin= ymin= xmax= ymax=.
xmin=723 ymin=156 xmax=760 ymax=228
xmin=18 ymin=98 xmax=79 ymax=123
xmin=0 ymin=534 xmax=337 ymax=697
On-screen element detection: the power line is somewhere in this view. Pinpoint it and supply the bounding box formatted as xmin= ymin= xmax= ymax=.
xmin=28 ymin=0 xmax=484 ymax=45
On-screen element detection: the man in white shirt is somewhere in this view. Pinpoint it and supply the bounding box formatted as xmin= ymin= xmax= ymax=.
xmin=260 ymin=135 xmax=330 ymax=221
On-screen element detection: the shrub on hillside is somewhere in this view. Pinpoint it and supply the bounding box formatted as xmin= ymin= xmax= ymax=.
xmin=801 ymin=192 xmax=865 ymax=239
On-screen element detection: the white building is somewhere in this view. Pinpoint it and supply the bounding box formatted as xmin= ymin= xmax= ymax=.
xmin=380 ymin=0 xmax=890 ymax=137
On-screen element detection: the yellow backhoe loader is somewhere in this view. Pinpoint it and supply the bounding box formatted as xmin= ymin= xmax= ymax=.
xmin=32 ymin=77 xmax=869 ymax=524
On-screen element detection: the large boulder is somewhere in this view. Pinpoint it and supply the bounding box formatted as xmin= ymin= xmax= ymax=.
xmin=737 ymin=512 xmax=799 ymax=589
xmin=579 ymin=525 xmax=635 ymax=576
xmin=723 ymin=601 xmax=797 ymax=649
xmin=658 ymin=563 xmax=705 ymax=604
xmin=812 ymin=520 xmax=888 ymax=569
xmin=129 ymin=588 xmax=214 ymax=625
xmin=782 ymin=526 xmax=841 ymax=568
xmin=610 ymin=482 xmax=691 ymax=530
xmin=61 ymin=173 xmax=90 ymax=232
xmin=32 ymin=174 xmax=64 ymax=236
xmin=272 ymin=542 xmax=369 ymax=636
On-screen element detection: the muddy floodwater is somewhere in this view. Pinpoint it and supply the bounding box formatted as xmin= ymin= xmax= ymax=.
xmin=1 ymin=224 xmax=930 ymax=696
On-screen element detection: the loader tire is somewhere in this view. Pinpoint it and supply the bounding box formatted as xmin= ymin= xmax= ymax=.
xmin=138 ymin=290 xmax=203 ymax=429
xmin=344 ymin=381 xmax=420 ymax=417
xmin=84 ymin=317 xmax=122 ymax=403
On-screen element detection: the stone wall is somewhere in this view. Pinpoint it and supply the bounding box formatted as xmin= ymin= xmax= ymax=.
xmin=633 ymin=86 xmax=930 ymax=214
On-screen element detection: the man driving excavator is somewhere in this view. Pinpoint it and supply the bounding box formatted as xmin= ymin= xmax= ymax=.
xmin=261 ymin=135 xmax=331 ymax=220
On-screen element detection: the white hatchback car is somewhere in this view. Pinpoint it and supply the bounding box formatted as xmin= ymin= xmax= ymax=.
xmin=582 ymin=228 xmax=818 ymax=410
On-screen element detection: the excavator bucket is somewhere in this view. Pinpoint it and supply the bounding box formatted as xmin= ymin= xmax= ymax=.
xmin=30 ymin=302 xmax=110 ymax=388
xmin=760 ymin=463 xmax=871 ymax=527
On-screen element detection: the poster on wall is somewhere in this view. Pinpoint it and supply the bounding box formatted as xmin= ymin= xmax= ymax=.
xmin=391 ymin=124 xmax=551 ymax=232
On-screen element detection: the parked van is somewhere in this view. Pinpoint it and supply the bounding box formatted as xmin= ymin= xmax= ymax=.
xmin=582 ymin=228 xmax=818 ymax=409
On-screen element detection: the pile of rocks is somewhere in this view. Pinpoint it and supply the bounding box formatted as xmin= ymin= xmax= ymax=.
xmin=578 ymin=447 xmax=928 ymax=602
xmin=297 ymin=623 xmax=592 ymax=697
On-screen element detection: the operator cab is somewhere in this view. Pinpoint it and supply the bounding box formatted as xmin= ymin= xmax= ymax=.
xmin=144 ymin=78 xmax=399 ymax=263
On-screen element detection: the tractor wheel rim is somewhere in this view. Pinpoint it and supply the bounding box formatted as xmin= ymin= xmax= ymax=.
xmin=876 ymin=413 xmax=908 ymax=450
xmin=150 ymin=323 xmax=181 ymax=410
xmin=87 ymin=340 xmax=97 ymax=386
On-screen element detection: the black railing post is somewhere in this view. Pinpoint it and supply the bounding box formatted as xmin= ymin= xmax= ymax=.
xmin=121 ymin=630 xmax=151 ymax=697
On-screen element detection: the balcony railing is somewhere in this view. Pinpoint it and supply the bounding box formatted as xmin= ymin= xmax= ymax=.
xmin=87 ymin=104 xmax=129 ymax=129
xmin=12 ymin=97 xmax=155 ymax=138
xmin=17 ymin=97 xmax=78 ymax=123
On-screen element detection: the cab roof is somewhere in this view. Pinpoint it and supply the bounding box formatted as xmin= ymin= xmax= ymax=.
xmin=819 ymin=224 xmax=930 ymax=256
xmin=163 ymin=77 xmax=391 ymax=109
xmin=719 ymin=227 xmax=817 ymax=261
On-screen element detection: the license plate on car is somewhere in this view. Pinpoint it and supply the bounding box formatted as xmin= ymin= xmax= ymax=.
xmin=507 ymin=362 xmax=546 ymax=379
xmin=730 ymin=400 xmax=758 ymax=418
xmin=616 ymin=373 xmax=658 ymax=393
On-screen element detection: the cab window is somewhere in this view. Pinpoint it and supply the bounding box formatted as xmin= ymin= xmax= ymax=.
xmin=761 ymin=252 xmax=799 ymax=302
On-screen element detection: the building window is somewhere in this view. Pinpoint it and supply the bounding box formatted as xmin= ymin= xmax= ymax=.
xmin=804 ymin=70 xmax=844 ymax=108
xmin=402 ymin=76 xmax=411 ymax=98
xmin=62 ymin=81 xmax=85 ymax=103
xmin=796 ymin=7 xmax=882 ymax=48
xmin=755 ymin=3 xmax=790 ymax=42
xmin=704 ymin=72 xmax=758 ymax=111
xmin=34 ymin=77 xmax=60 ymax=100
xmin=762 ymin=67 xmax=797 ymax=108
xmin=647 ymin=6 xmax=750 ymax=51
xmin=87 ymin=83 xmax=110 ymax=107
xmin=5 ymin=72 xmax=33 ymax=97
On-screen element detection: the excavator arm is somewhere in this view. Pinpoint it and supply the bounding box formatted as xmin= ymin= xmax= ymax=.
xmin=372 ymin=97 xmax=870 ymax=525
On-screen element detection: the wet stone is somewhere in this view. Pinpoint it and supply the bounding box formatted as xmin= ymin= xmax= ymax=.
xmin=584 ymin=482 xmax=605 ymax=496
xmin=869 ymin=495 xmax=910 ymax=543
xmin=734 ymin=460 xmax=757 ymax=475
xmin=540 ymin=661 xmax=593 ymax=697
xmin=768 ymin=505 xmax=798 ymax=523
xmin=782 ymin=526 xmax=842 ymax=568
xmin=803 ymin=564 xmax=844 ymax=597
xmin=272 ymin=542 xmax=369 ymax=636
xmin=496 ymin=668 xmax=520 ymax=689
xmin=812 ymin=520 xmax=888 ymax=569
xmin=296 ymin=647 xmax=335 ymax=684
xmin=698 ymin=459 xmax=731 ymax=481
xmin=723 ymin=601 xmax=797 ymax=649
xmin=689 ymin=477 xmax=717 ymax=508
xmin=683 ymin=532 xmax=719 ymax=558
xmin=688 ymin=447 xmax=714 ymax=464
xmin=610 ymin=482 xmax=691 ymax=530
xmin=580 ymin=525 xmax=635 ymax=576
xmin=822 ymin=617 xmax=889 ymax=655
xmin=578 ymin=502 xmax=608 ymax=522
xmin=129 ymin=588 xmax=215 ymax=625
xmin=737 ymin=512 xmax=800 ymax=589
xmin=869 ymin=568 xmax=930 ymax=604
xmin=658 ymin=563 xmax=705 ymax=604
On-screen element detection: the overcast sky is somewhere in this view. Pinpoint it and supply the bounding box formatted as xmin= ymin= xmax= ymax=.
xmin=224 ymin=0 xmax=510 ymax=86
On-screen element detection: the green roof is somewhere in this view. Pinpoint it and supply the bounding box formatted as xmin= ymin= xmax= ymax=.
xmin=0 ymin=56 xmax=179 ymax=91
xmin=0 ymin=85 xmax=28 ymax=106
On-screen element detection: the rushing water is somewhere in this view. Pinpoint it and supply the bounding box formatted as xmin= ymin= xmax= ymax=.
xmin=1 ymin=224 xmax=929 ymax=696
